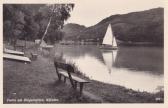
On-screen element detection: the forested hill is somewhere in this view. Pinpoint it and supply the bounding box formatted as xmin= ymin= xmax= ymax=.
xmin=61 ymin=23 xmax=86 ymax=40
xmin=63 ymin=8 xmax=163 ymax=45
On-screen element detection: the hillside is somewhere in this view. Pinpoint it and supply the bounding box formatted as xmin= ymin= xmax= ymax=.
xmin=63 ymin=8 xmax=164 ymax=46
xmin=61 ymin=23 xmax=86 ymax=40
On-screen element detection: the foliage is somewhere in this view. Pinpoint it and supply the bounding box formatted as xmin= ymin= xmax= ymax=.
xmin=3 ymin=4 xmax=74 ymax=45
xmin=61 ymin=23 xmax=86 ymax=40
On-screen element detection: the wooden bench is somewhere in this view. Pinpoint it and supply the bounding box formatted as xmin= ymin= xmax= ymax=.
xmin=54 ymin=61 xmax=90 ymax=95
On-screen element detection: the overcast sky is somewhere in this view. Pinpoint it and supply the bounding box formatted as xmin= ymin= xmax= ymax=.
xmin=66 ymin=0 xmax=164 ymax=27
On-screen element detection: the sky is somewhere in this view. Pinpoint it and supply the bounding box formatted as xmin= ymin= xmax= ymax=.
xmin=66 ymin=0 xmax=164 ymax=27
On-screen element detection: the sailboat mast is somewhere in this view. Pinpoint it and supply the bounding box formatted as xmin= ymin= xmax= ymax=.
xmin=112 ymin=32 xmax=114 ymax=46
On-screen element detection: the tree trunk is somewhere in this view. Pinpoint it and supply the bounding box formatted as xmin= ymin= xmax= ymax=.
xmin=39 ymin=16 xmax=52 ymax=46
xmin=39 ymin=5 xmax=55 ymax=46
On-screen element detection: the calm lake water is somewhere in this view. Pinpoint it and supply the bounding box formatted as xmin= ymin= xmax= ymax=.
xmin=53 ymin=45 xmax=164 ymax=93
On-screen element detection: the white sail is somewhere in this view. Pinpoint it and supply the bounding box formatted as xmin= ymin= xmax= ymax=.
xmin=102 ymin=24 xmax=113 ymax=45
xmin=102 ymin=24 xmax=117 ymax=48
xmin=112 ymin=35 xmax=117 ymax=47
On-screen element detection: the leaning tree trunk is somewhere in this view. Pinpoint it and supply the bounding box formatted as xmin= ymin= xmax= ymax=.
xmin=39 ymin=4 xmax=55 ymax=46
xmin=39 ymin=16 xmax=52 ymax=45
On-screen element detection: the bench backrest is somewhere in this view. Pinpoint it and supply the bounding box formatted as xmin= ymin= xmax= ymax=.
xmin=54 ymin=62 xmax=74 ymax=73
xmin=54 ymin=61 xmax=76 ymax=87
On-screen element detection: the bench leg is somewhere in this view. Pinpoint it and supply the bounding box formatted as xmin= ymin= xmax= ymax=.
xmin=69 ymin=79 xmax=75 ymax=89
xmin=58 ymin=74 xmax=62 ymax=81
xmin=79 ymin=83 xmax=84 ymax=95
xmin=74 ymin=81 xmax=77 ymax=89
xmin=64 ymin=77 xmax=66 ymax=83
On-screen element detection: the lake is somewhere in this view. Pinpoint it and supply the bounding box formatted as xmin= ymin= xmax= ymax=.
xmin=53 ymin=45 xmax=164 ymax=93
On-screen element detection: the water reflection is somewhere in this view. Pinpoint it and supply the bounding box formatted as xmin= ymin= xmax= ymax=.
xmin=102 ymin=50 xmax=118 ymax=73
xmin=54 ymin=45 xmax=163 ymax=93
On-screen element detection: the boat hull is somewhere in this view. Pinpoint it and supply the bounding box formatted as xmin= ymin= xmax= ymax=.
xmin=4 ymin=48 xmax=24 ymax=56
xmin=99 ymin=45 xmax=117 ymax=50
xmin=3 ymin=53 xmax=31 ymax=63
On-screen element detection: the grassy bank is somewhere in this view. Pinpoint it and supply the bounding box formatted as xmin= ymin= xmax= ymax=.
xmin=3 ymin=42 xmax=164 ymax=103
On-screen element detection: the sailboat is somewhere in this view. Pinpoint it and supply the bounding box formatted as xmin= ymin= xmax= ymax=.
xmin=100 ymin=24 xmax=118 ymax=50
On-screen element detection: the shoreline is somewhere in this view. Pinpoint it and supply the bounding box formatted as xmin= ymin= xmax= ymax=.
xmin=3 ymin=43 xmax=164 ymax=103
